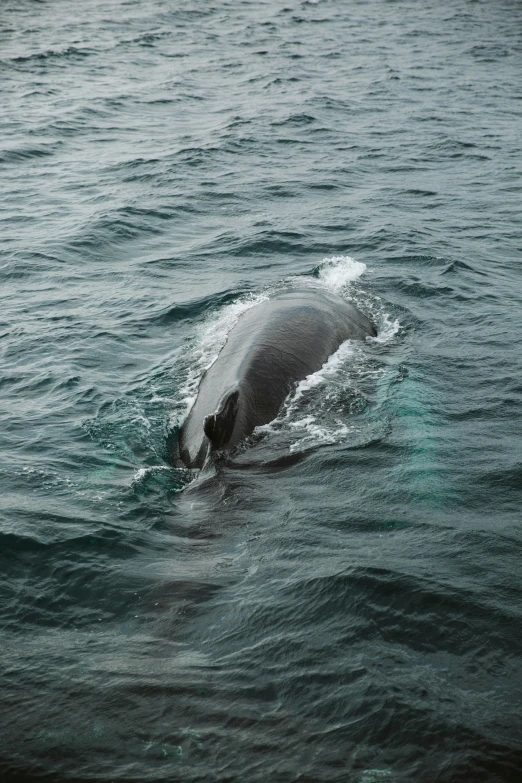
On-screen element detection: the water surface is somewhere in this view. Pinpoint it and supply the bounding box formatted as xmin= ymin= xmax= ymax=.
xmin=1 ymin=0 xmax=522 ymax=780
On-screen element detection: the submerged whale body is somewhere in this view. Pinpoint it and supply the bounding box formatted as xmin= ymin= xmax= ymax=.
xmin=178 ymin=287 xmax=377 ymax=468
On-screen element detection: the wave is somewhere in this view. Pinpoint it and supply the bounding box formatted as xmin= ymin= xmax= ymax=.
xmin=315 ymin=254 xmax=367 ymax=292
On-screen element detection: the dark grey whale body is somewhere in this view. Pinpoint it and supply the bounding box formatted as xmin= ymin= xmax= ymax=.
xmin=178 ymin=287 xmax=376 ymax=468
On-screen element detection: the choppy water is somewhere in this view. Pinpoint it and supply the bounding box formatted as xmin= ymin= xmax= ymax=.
xmin=1 ymin=0 xmax=522 ymax=781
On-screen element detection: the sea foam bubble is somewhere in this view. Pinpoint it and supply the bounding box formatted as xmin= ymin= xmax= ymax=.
xmin=317 ymin=254 xmax=367 ymax=293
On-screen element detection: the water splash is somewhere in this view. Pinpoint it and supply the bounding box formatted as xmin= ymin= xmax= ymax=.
xmin=317 ymin=254 xmax=367 ymax=293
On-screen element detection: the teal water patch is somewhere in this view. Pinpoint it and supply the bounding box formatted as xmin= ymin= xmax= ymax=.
xmin=359 ymin=770 xmax=396 ymax=783
xmin=84 ymin=397 xmax=162 ymax=463
xmin=392 ymin=369 xmax=450 ymax=510
xmin=30 ymin=722 xmax=201 ymax=762
xmin=376 ymin=518 xmax=410 ymax=532
xmin=83 ymin=389 xmax=176 ymax=488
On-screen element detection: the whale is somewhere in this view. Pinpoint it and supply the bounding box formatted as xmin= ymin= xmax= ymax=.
xmin=177 ymin=287 xmax=377 ymax=469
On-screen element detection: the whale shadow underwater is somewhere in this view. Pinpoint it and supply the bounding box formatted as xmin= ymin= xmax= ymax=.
xmin=174 ymin=286 xmax=377 ymax=470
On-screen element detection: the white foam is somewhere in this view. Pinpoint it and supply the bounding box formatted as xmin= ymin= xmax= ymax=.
xmin=371 ymin=312 xmax=400 ymax=344
xmin=291 ymin=339 xmax=356 ymax=402
xmin=132 ymin=465 xmax=171 ymax=484
xmin=255 ymin=339 xmax=361 ymax=449
xmin=149 ymin=392 xmax=169 ymax=403
xmin=317 ymin=255 xmax=367 ymax=293
xmin=288 ymin=419 xmax=353 ymax=453
xmin=131 ymin=414 xmax=151 ymax=429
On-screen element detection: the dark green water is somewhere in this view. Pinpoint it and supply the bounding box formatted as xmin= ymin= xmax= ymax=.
xmin=1 ymin=0 xmax=522 ymax=780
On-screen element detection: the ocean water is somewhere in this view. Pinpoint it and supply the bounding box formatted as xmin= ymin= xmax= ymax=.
xmin=1 ymin=0 xmax=522 ymax=781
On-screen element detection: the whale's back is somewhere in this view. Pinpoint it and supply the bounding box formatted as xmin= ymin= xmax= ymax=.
xmin=178 ymin=288 xmax=376 ymax=467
